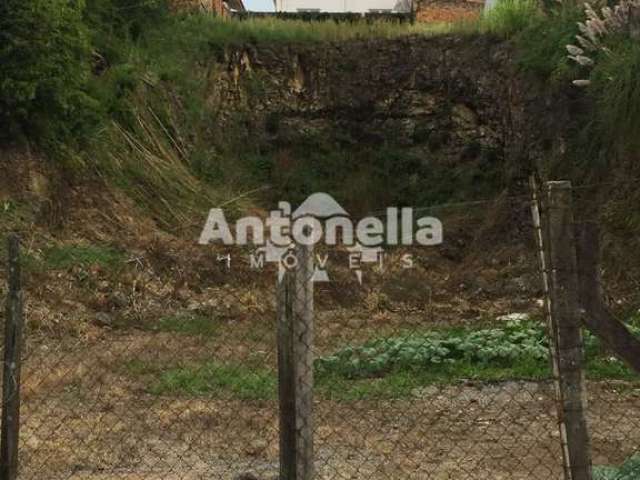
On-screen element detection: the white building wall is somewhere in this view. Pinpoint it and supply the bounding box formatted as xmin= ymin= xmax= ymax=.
xmin=274 ymin=0 xmax=411 ymax=13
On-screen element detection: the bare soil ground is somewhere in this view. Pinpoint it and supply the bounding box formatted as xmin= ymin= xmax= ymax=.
xmin=15 ymin=323 xmax=640 ymax=480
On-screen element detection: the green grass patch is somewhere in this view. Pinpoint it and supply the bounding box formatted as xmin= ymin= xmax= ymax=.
xmin=145 ymin=15 xmax=456 ymax=54
xmin=480 ymin=0 xmax=542 ymax=39
xmin=317 ymin=361 xmax=550 ymax=401
xmin=151 ymin=313 xmax=219 ymax=337
xmin=125 ymin=320 xmax=640 ymax=401
xmin=41 ymin=244 xmax=125 ymax=270
xmin=150 ymin=361 xmax=276 ymax=401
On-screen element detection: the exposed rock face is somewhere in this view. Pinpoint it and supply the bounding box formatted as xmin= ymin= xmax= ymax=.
xmin=203 ymin=35 xmax=571 ymax=210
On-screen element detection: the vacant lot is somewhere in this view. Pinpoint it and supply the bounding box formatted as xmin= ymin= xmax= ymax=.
xmin=15 ymin=301 xmax=640 ymax=480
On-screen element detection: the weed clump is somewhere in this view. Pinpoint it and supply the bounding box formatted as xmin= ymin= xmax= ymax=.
xmin=42 ymin=244 xmax=125 ymax=270
xmin=480 ymin=0 xmax=543 ymax=38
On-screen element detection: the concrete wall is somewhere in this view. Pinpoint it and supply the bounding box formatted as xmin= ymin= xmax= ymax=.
xmin=274 ymin=0 xmax=412 ymax=13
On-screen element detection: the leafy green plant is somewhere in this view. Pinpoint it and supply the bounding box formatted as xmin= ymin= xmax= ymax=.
xmin=316 ymin=320 xmax=549 ymax=380
xmin=594 ymin=455 xmax=640 ymax=480
xmin=316 ymin=320 xmax=640 ymax=382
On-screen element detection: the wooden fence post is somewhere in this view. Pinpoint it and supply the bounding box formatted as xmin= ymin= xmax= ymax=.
xmin=1 ymin=234 xmax=24 ymax=480
xmin=530 ymin=176 xmax=572 ymax=480
xmin=576 ymin=222 xmax=640 ymax=374
xmin=277 ymin=242 xmax=314 ymax=480
xmin=545 ymin=181 xmax=592 ymax=480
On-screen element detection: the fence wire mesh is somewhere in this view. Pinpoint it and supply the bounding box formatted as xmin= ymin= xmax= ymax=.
xmin=572 ymin=187 xmax=640 ymax=480
xmin=4 ymin=242 xmax=282 ymax=480
xmin=0 ymin=188 xmax=638 ymax=480
xmin=307 ymin=197 xmax=562 ymax=480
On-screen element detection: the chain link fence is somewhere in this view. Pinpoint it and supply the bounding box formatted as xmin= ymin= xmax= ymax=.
xmin=0 ymin=185 xmax=638 ymax=479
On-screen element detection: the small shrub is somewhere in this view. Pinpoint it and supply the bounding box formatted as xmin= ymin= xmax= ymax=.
xmin=589 ymin=38 xmax=640 ymax=150
xmin=85 ymin=0 xmax=170 ymax=41
xmin=514 ymin=4 xmax=583 ymax=80
xmin=566 ymin=0 xmax=640 ymax=76
xmin=565 ymin=0 xmax=640 ymax=151
xmin=0 ymin=0 xmax=95 ymax=147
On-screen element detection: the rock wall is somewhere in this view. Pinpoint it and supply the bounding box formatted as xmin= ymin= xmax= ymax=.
xmin=208 ymin=35 xmax=570 ymax=200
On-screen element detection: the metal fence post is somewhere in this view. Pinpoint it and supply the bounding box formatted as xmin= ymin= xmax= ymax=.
xmin=277 ymin=242 xmax=314 ymax=480
xmin=545 ymin=181 xmax=592 ymax=480
xmin=1 ymin=234 xmax=24 ymax=480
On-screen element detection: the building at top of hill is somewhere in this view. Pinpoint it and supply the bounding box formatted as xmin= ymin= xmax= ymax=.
xmin=273 ymin=0 xmax=413 ymax=13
